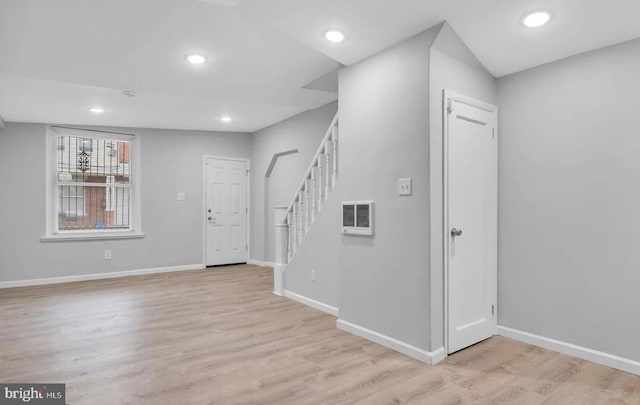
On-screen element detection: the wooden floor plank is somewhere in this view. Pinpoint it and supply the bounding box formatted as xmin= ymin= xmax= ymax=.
xmin=1 ymin=265 xmax=638 ymax=404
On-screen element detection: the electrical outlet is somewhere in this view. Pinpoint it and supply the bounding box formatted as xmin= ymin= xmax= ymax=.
xmin=311 ymin=269 xmax=317 ymax=281
xmin=104 ymin=250 xmax=112 ymax=260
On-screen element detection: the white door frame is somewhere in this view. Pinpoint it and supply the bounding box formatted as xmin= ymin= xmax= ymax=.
xmin=202 ymin=155 xmax=251 ymax=267
xmin=442 ymin=90 xmax=498 ymax=355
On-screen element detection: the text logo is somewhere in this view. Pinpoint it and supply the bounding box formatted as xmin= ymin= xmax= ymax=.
xmin=0 ymin=384 xmax=65 ymax=405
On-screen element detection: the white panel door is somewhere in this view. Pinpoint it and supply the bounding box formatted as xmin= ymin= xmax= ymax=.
xmin=447 ymin=95 xmax=498 ymax=354
xmin=206 ymin=158 xmax=248 ymax=266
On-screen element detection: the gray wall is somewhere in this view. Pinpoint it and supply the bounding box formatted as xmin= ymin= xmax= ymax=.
xmin=250 ymin=101 xmax=338 ymax=263
xmin=0 ymin=123 xmax=251 ymax=282
xmin=498 ymin=37 xmax=640 ymax=361
xmin=428 ymin=23 xmax=497 ymax=350
xmin=284 ymin=23 xmax=499 ymax=354
xmin=285 ymin=195 xmax=341 ymax=308
xmin=335 ymin=27 xmax=440 ymax=350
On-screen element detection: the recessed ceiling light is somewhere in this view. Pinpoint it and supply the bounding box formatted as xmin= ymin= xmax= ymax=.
xmin=220 ymin=116 xmax=232 ymax=123
xmin=324 ymin=30 xmax=345 ymax=43
xmin=89 ymin=107 xmax=105 ymax=114
xmin=186 ymin=54 xmax=207 ymax=64
xmin=522 ymin=11 xmax=552 ymax=28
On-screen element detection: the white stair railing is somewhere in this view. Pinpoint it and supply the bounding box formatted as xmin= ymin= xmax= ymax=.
xmin=274 ymin=112 xmax=339 ymax=273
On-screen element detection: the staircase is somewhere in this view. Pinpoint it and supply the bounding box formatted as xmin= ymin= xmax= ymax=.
xmin=273 ymin=112 xmax=339 ymax=295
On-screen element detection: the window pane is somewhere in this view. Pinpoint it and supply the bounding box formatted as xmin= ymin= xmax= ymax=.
xmin=56 ymin=135 xmax=130 ymax=184
xmin=57 ymin=185 xmax=130 ymax=231
xmin=79 ymin=138 xmax=93 ymax=152
xmin=58 ymin=185 xmax=85 ymax=217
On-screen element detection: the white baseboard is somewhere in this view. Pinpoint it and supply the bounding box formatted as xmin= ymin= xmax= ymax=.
xmin=498 ymin=326 xmax=640 ymax=376
xmin=248 ymin=259 xmax=275 ymax=268
xmin=0 ymin=264 xmax=204 ymax=289
xmin=430 ymin=345 xmax=447 ymax=364
xmin=284 ymin=289 xmax=339 ymax=317
xmin=337 ymin=319 xmax=445 ymax=365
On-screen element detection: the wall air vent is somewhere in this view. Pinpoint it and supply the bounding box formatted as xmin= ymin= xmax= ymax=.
xmin=342 ymin=201 xmax=374 ymax=236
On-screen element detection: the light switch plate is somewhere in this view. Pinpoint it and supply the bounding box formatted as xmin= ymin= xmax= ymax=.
xmin=398 ymin=178 xmax=412 ymax=196
xmin=177 ymin=193 xmax=186 ymax=201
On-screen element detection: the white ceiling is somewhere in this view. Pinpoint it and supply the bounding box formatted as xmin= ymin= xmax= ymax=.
xmin=1 ymin=0 xmax=640 ymax=132
xmin=0 ymin=0 xmax=339 ymax=132
xmin=241 ymin=0 xmax=640 ymax=76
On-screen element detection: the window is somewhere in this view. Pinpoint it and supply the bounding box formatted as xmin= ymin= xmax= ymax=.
xmin=44 ymin=127 xmax=142 ymax=241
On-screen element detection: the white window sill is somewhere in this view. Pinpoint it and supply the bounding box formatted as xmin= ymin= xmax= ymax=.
xmin=41 ymin=232 xmax=145 ymax=242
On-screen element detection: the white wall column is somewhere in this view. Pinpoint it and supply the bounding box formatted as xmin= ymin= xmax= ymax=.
xmin=273 ymin=205 xmax=289 ymax=296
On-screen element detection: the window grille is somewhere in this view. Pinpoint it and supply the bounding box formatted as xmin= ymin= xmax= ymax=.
xmin=52 ymin=128 xmax=133 ymax=232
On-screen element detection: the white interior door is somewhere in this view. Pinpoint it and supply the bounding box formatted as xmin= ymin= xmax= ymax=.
xmin=446 ymin=93 xmax=498 ymax=354
xmin=206 ymin=158 xmax=248 ymax=266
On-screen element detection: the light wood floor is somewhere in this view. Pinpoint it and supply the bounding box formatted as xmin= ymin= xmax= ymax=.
xmin=1 ymin=265 xmax=638 ymax=405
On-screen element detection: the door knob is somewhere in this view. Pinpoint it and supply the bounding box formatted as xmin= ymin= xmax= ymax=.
xmin=451 ymin=228 xmax=463 ymax=237
xmin=208 ymin=216 xmax=213 ymax=221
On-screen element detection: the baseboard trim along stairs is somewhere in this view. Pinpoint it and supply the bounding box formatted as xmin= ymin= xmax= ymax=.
xmin=337 ymin=319 xmax=446 ymax=365
xmin=0 ymin=264 xmax=204 ymax=289
xmin=283 ymin=289 xmax=339 ymax=317
xmin=498 ymin=326 xmax=640 ymax=376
